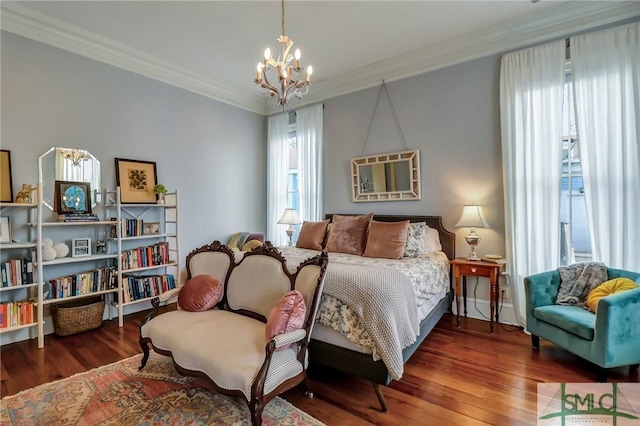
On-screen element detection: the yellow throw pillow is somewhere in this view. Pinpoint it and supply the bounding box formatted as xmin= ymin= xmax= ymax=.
xmin=241 ymin=239 xmax=263 ymax=251
xmin=586 ymin=278 xmax=638 ymax=313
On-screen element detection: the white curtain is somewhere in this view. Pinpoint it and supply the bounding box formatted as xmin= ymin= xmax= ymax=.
xmin=500 ymin=40 xmax=566 ymax=326
xmin=267 ymin=112 xmax=290 ymax=247
xmin=571 ymin=22 xmax=640 ymax=271
xmin=296 ymin=104 xmax=324 ymax=222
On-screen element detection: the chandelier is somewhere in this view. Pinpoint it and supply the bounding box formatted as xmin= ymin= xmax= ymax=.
xmin=255 ymin=0 xmax=313 ymax=108
xmin=62 ymin=148 xmax=90 ymax=167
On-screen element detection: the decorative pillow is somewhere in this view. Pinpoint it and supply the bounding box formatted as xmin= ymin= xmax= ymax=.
xmin=265 ymin=290 xmax=307 ymax=350
xmin=241 ymin=239 xmax=263 ymax=251
xmin=325 ymin=214 xmax=373 ymax=255
xmin=423 ymin=227 xmax=442 ymax=254
xmin=404 ymin=222 xmax=427 ymax=257
xmin=178 ymin=275 xmax=223 ymax=312
xmin=296 ymin=220 xmax=330 ymax=250
xmin=228 ymin=232 xmax=250 ymax=250
xmin=363 ymin=220 xmax=409 ymax=259
xmin=586 ymin=278 xmax=638 ymax=313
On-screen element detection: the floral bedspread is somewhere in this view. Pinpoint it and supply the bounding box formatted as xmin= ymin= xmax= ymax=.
xmin=277 ymin=247 xmax=450 ymax=378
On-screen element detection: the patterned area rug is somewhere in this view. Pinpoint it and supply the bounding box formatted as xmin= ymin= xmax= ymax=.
xmin=1 ymin=353 xmax=324 ymax=425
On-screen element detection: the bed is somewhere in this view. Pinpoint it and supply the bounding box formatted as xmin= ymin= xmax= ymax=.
xmin=278 ymin=214 xmax=456 ymax=411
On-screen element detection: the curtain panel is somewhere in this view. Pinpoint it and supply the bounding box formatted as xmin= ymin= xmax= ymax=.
xmin=500 ymin=40 xmax=566 ymax=327
xmin=571 ymin=22 xmax=640 ymax=271
xmin=296 ymin=104 xmax=324 ymax=222
xmin=267 ymin=112 xmax=290 ymax=247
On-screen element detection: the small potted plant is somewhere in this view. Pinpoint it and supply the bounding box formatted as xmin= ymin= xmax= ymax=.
xmin=153 ymin=184 xmax=168 ymax=205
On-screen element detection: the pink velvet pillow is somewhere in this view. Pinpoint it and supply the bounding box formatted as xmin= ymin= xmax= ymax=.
xmin=296 ymin=220 xmax=330 ymax=250
xmin=325 ymin=213 xmax=373 ymax=255
xmin=178 ymin=275 xmax=223 ymax=312
xmin=265 ymin=290 xmax=307 ymax=349
xmin=363 ymin=220 xmax=410 ymax=259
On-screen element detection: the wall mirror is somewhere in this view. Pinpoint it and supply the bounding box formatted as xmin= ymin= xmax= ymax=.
xmin=39 ymin=147 xmax=101 ymax=211
xmin=351 ymin=149 xmax=421 ymax=202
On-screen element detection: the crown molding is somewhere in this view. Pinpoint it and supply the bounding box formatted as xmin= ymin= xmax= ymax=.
xmin=0 ymin=3 xmax=268 ymax=115
xmin=2 ymin=2 xmax=637 ymax=117
xmin=266 ymin=2 xmax=640 ymax=115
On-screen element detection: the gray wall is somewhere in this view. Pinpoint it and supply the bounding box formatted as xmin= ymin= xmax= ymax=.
xmin=1 ymin=32 xmax=267 ymax=271
xmin=2 ymin=30 xmax=507 ymax=316
xmin=324 ymin=55 xmax=506 ymax=261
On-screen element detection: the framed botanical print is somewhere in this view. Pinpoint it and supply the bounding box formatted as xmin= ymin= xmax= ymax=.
xmin=1 ymin=150 xmax=13 ymax=203
xmin=115 ymin=158 xmax=157 ymax=204
xmin=54 ymin=181 xmax=92 ymax=214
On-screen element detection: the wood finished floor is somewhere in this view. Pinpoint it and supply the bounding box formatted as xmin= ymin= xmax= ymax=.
xmin=1 ymin=309 xmax=638 ymax=425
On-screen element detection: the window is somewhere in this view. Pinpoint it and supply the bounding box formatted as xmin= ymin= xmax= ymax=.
xmin=560 ymin=71 xmax=591 ymax=265
xmin=287 ymin=124 xmax=299 ymax=211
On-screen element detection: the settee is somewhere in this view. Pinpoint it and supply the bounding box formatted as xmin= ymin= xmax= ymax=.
xmin=525 ymin=267 xmax=640 ymax=381
xmin=138 ymin=242 xmax=328 ymax=425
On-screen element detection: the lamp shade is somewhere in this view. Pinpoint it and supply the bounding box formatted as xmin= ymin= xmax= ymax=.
xmin=455 ymin=205 xmax=489 ymax=228
xmin=277 ymin=208 xmax=302 ymax=225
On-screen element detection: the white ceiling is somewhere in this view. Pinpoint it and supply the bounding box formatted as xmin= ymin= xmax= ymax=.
xmin=2 ymin=1 xmax=638 ymax=115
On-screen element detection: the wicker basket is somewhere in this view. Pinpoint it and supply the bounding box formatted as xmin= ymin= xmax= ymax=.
xmin=51 ymin=297 xmax=105 ymax=336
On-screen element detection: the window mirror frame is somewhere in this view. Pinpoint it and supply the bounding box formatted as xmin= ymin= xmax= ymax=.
xmin=38 ymin=147 xmax=101 ymax=212
xmin=351 ymin=149 xmax=421 ymax=202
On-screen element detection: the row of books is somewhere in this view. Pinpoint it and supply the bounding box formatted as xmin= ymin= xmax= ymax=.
xmin=44 ymin=266 xmax=117 ymax=300
xmin=1 ymin=256 xmax=35 ymax=287
xmin=122 ymin=274 xmax=176 ymax=303
xmin=110 ymin=218 xmax=144 ymax=237
xmin=0 ymin=301 xmax=35 ymax=328
xmin=121 ymin=242 xmax=170 ymax=270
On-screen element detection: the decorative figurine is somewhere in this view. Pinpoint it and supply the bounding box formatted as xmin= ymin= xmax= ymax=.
xmin=15 ymin=184 xmax=34 ymax=204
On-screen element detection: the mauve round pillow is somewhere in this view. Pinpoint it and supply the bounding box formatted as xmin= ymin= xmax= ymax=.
xmin=265 ymin=290 xmax=307 ymax=349
xmin=178 ymin=275 xmax=223 ymax=312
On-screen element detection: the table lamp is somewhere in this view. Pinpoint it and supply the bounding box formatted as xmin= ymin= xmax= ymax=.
xmin=455 ymin=204 xmax=489 ymax=261
xmin=278 ymin=208 xmax=301 ymax=247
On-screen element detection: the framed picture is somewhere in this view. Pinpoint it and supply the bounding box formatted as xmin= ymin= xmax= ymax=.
xmin=72 ymin=238 xmax=91 ymax=257
xmin=115 ymin=158 xmax=157 ymax=204
xmin=54 ymin=181 xmax=92 ymax=215
xmin=0 ymin=217 xmax=11 ymax=243
xmin=143 ymin=222 xmax=160 ymax=235
xmin=1 ymin=150 xmax=13 ymax=203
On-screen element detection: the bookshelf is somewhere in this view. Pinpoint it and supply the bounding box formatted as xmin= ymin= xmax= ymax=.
xmin=0 ymin=185 xmax=39 ymax=342
xmin=104 ymin=188 xmax=180 ymax=312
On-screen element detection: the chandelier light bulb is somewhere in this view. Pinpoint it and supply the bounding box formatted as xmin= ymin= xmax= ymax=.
xmin=307 ymin=65 xmax=313 ymax=75
xmin=257 ymin=63 xmax=263 ymax=72
xmin=264 ymin=48 xmax=271 ymax=60
xmin=295 ymin=49 xmax=301 ymax=60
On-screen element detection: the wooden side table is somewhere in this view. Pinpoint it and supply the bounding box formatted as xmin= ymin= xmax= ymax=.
xmin=450 ymin=258 xmax=504 ymax=333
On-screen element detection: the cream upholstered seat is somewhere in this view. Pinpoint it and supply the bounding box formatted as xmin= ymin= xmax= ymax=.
xmin=139 ymin=242 xmax=328 ymax=426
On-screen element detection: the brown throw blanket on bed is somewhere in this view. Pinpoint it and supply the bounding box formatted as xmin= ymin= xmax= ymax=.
xmin=556 ymin=262 xmax=608 ymax=307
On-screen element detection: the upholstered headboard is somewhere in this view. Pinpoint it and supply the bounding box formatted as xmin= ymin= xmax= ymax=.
xmin=324 ymin=214 xmax=456 ymax=261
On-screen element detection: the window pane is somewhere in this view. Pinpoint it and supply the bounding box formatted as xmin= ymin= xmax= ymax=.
xmin=559 ymin=77 xmax=591 ymax=265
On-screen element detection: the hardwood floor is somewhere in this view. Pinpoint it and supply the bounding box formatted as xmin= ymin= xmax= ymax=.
xmin=1 ymin=310 xmax=637 ymax=425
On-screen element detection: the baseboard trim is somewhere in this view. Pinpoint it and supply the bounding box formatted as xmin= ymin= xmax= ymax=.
xmin=451 ymin=297 xmax=519 ymax=326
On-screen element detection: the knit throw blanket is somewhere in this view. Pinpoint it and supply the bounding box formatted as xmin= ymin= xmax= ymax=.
xmin=321 ymin=262 xmax=419 ymax=380
xmin=556 ymin=262 xmax=608 ymax=306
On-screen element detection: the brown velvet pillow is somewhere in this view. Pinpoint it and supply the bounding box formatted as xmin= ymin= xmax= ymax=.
xmin=363 ymin=220 xmax=410 ymax=259
xmin=296 ymin=220 xmax=330 ymax=250
xmin=325 ymin=214 xmax=373 ymax=255
xmin=178 ymin=275 xmax=223 ymax=312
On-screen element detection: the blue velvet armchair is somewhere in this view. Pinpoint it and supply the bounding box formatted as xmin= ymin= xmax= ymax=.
xmin=524 ymin=267 xmax=640 ymax=381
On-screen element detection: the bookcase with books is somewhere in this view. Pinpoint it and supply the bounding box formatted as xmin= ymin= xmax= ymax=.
xmin=104 ymin=188 xmax=179 ymax=309
xmin=0 ymin=185 xmax=39 ymax=343
xmin=35 ymin=185 xmax=121 ymax=348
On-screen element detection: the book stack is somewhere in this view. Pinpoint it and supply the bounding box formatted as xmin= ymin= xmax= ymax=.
xmin=58 ymin=213 xmax=99 ymax=222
